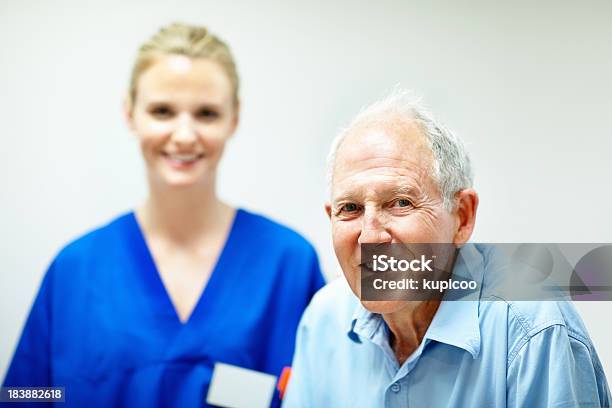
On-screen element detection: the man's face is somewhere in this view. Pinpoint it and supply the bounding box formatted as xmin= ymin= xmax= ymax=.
xmin=327 ymin=122 xmax=459 ymax=314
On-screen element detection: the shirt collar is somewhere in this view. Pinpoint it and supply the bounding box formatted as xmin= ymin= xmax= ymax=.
xmin=347 ymin=243 xmax=485 ymax=359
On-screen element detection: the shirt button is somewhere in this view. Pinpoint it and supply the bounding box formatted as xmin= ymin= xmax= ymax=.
xmin=390 ymin=382 xmax=401 ymax=393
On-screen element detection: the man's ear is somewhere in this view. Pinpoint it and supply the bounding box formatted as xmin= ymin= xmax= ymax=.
xmin=452 ymin=189 xmax=479 ymax=246
xmin=325 ymin=203 xmax=332 ymax=220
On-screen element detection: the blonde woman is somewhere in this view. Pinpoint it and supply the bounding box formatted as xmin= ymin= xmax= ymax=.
xmin=4 ymin=23 xmax=324 ymax=407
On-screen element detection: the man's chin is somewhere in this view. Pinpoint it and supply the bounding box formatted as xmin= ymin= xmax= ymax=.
xmin=360 ymin=300 xmax=410 ymax=314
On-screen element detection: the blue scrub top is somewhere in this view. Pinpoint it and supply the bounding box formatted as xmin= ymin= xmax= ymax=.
xmin=3 ymin=209 xmax=325 ymax=407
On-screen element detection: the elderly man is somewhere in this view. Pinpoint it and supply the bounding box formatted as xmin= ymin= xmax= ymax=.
xmin=283 ymin=91 xmax=611 ymax=407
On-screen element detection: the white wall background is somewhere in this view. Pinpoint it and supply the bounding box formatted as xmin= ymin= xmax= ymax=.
xmin=1 ymin=0 xmax=611 ymax=381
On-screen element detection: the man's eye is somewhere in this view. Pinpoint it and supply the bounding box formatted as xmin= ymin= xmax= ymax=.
xmin=340 ymin=203 xmax=360 ymax=213
xmin=393 ymin=199 xmax=413 ymax=208
xmin=150 ymin=106 xmax=173 ymax=118
xmin=196 ymin=108 xmax=219 ymax=120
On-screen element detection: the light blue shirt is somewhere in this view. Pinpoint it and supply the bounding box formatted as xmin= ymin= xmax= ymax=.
xmin=283 ymin=244 xmax=611 ymax=408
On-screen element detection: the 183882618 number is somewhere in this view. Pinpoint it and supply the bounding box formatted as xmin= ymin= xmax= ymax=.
xmin=0 ymin=387 xmax=65 ymax=402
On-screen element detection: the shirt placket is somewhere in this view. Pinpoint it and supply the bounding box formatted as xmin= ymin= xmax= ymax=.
xmin=383 ymin=338 xmax=429 ymax=408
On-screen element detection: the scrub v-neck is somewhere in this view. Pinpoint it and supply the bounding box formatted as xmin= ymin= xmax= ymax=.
xmin=128 ymin=209 xmax=242 ymax=329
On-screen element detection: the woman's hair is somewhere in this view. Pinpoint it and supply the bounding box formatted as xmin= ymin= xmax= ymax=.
xmin=127 ymin=22 xmax=239 ymax=109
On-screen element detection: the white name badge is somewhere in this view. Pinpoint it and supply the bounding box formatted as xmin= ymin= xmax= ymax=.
xmin=206 ymin=362 xmax=277 ymax=408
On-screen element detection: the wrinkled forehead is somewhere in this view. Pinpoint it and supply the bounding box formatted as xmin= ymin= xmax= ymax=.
xmin=333 ymin=121 xmax=433 ymax=179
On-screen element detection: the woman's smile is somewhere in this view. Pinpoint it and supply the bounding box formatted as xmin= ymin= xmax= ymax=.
xmin=161 ymin=151 xmax=205 ymax=169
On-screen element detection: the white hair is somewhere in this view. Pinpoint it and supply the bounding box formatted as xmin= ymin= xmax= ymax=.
xmin=327 ymin=89 xmax=474 ymax=211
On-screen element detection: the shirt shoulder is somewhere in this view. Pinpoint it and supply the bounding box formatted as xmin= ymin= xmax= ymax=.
xmin=300 ymin=278 xmax=357 ymax=333
xmin=476 ymin=244 xmax=596 ymax=362
xmin=235 ymin=210 xmax=324 ymax=293
xmin=502 ymin=302 xmax=611 ymax=407
xmin=32 ymin=213 xmax=135 ymax=317
xmin=52 ymin=212 xmax=133 ymax=268
xmin=480 ymin=299 xmax=596 ymax=367
xmin=237 ymin=209 xmax=316 ymax=254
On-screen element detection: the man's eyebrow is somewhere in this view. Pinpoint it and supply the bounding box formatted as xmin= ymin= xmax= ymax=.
xmin=331 ymin=184 xmax=419 ymax=204
xmin=390 ymin=184 xmax=419 ymax=196
xmin=331 ymin=193 xmax=357 ymax=204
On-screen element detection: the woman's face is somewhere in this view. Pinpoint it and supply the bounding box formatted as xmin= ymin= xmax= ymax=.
xmin=127 ymin=54 xmax=238 ymax=188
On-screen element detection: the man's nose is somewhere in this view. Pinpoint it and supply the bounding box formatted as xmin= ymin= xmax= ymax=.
xmin=358 ymin=208 xmax=392 ymax=244
xmin=172 ymin=114 xmax=198 ymax=145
